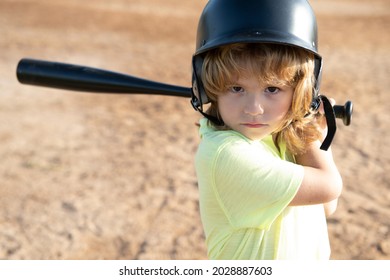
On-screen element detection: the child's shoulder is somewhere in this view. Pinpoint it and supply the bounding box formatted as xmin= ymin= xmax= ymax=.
xmin=199 ymin=118 xmax=250 ymax=145
xmin=198 ymin=118 xmax=287 ymax=161
xmin=199 ymin=119 xmax=273 ymax=155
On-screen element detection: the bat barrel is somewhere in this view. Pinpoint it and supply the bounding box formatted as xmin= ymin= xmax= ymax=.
xmin=16 ymin=58 xmax=192 ymax=98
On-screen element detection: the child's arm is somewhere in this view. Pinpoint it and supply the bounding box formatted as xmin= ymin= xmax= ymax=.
xmin=290 ymin=98 xmax=343 ymax=207
xmin=290 ymin=97 xmax=343 ymax=207
xmin=289 ymin=140 xmax=342 ymax=206
xmin=289 ymin=140 xmax=343 ymax=206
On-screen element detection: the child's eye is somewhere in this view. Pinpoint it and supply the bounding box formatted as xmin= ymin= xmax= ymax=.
xmin=265 ymin=87 xmax=280 ymax=94
xmin=229 ymin=86 xmax=245 ymax=94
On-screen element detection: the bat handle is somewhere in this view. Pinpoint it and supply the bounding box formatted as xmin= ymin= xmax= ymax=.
xmin=333 ymin=101 xmax=353 ymax=126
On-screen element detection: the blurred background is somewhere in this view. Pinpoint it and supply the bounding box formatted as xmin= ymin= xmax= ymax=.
xmin=0 ymin=0 xmax=389 ymax=259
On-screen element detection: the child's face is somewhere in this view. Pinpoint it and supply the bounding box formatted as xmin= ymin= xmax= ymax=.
xmin=217 ymin=73 xmax=293 ymax=141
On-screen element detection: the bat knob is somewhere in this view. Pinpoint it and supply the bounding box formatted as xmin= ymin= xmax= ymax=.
xmin=333 ymin=101 xmax=353 ymax=126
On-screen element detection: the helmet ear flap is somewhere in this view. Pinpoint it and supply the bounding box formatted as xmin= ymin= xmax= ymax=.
xmin=310 ymin=57 xmax=323 ymax=111
xmin=191 ymin=56 xmax=209 ymax=111
xmin=191 ymin=55 xmax=225 ymax=126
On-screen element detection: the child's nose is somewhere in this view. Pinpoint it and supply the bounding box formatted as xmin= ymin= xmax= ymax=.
xmin=244 ymin=93 xmax=264 ymax=116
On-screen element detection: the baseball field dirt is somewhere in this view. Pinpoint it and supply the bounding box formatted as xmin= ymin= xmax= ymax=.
xmin=1 ymin=0 xmax=389 ymax=259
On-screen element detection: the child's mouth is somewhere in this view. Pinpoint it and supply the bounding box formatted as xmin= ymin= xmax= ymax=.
xmin=242 ymin=123 xmax=266 ymax=128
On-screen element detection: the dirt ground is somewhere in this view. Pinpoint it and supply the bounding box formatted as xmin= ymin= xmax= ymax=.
xmin=0 ymin=0 xmax=389 ymax=260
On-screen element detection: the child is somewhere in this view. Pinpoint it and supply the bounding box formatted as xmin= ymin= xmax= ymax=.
xmin=191 ymin=0 xmax=343 ymax=259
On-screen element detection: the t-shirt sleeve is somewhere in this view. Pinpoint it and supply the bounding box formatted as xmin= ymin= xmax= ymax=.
xmin=213 ymin=141 xmax=304 ymax=230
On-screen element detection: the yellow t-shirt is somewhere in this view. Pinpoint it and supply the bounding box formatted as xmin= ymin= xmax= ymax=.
xmin=195 ymin=118 xmax=330 ymax=259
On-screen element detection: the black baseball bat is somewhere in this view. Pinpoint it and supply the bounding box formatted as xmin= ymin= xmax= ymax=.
xmin=16 ymin=58 xmax=192 ymax=98
xmin=16 ymin=58 xmax=352 ymax=126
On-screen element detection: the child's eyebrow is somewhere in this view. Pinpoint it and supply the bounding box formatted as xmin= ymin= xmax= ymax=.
xmin=266 ymin=80 xmax=287 ymax=85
